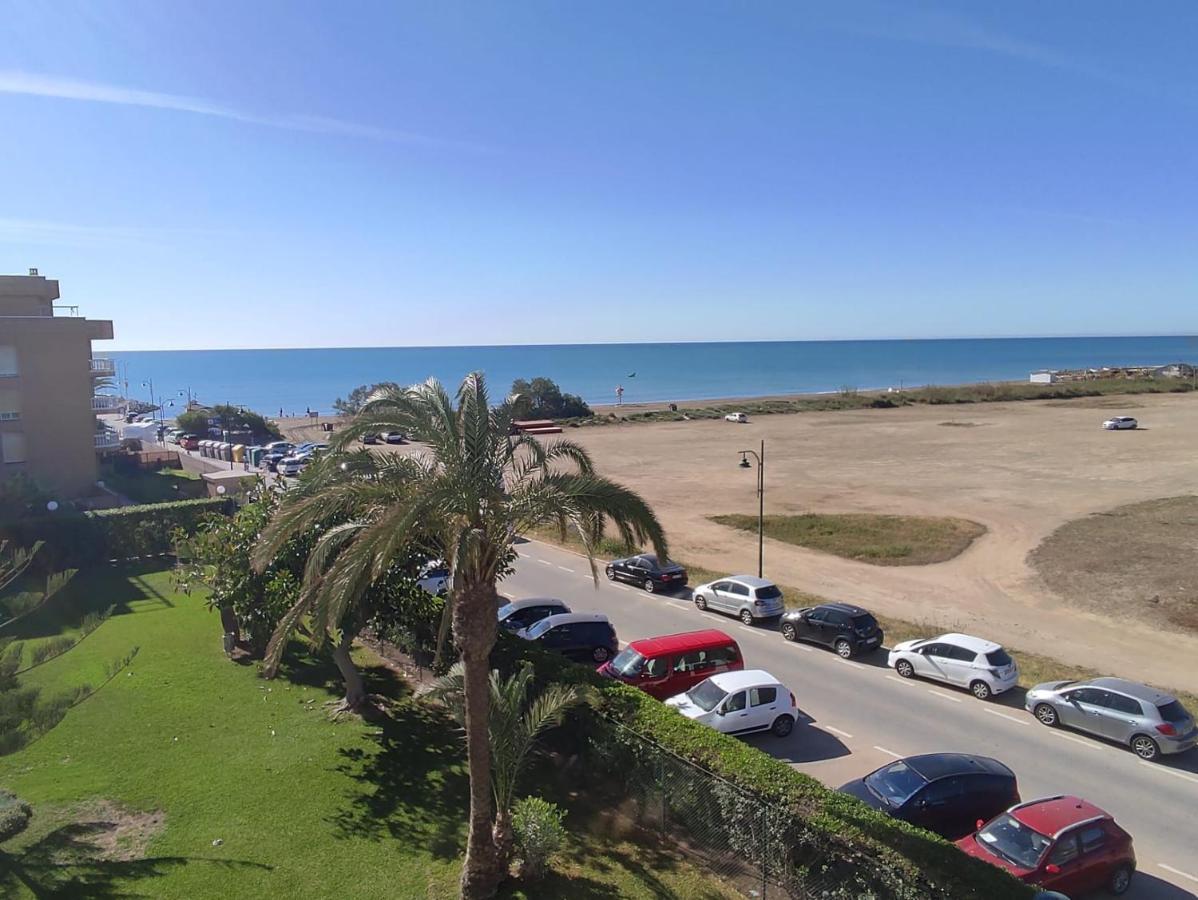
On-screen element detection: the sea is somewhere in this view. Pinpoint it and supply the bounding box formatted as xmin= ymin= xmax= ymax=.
xmin=101 ymin=336 xmax=1197 ymax=417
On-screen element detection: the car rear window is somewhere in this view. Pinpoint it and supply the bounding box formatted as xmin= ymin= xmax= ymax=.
xmin=755 ymin=585 xmax=782 ymax=600
xmin=851 ymin=614 xmax=878 ymax=632
xmin=985 ymin=649 xmax=1013 ymax=667
xmin=1157 ymin=700 xmax=1190 ymax=722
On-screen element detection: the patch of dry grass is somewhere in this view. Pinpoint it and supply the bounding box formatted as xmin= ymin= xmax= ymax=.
xmin=710 ymin=513 xmax=986 ymax=566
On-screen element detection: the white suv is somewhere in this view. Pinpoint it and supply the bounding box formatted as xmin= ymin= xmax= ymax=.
xmin=888 ymin=633 xmax=1018 ymax=700
xmin=665 ymin=669 xmax=797 ymax=737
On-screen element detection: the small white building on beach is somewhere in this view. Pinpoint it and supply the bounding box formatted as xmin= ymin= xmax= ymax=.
xmin=1029 ymin=370 xmax=1059 ymax=384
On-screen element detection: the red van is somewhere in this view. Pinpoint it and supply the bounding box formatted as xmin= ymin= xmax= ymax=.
xmin=599 ymin=629 xmax=743 ymax=700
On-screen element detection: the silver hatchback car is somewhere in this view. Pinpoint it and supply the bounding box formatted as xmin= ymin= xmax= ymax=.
xmin=1025 ymin=676 xmax=1197 ymax=761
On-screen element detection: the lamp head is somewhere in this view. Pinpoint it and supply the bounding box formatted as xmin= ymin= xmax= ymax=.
xmin=739 ymin=455 xmax=751 ymax=469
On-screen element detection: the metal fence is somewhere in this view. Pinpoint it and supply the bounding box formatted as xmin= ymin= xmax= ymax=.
xmin=594 ymin=716 xmax=853 ymax=899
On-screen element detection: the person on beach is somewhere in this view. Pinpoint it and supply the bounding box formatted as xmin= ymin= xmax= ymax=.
xmin=616 ymin=384 xmax=624 ymax=406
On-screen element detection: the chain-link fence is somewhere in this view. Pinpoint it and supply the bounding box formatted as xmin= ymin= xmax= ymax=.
xmin=592 ymin=716 xmax=855 ymax=899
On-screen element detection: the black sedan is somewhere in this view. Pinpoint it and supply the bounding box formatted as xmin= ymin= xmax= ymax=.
xmin=605 ymin=553 xmax=688 ymax=593
xmin=780 ymin=602 xmax=884 ymax=658
xmin=839 ymin=753 xmax=1019 ymax=840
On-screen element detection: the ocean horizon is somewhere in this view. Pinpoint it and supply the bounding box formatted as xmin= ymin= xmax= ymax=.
xmin=100 ymin=335 xmax=1198 ymax=416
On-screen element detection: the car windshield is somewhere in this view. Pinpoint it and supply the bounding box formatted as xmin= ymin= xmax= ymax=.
xmin=610 ymin=648 xmax=645 ymax=677
xmin=852 ymin=614 xmax=878 ymax=632
xmin=986 ymin=649 xmax=1013 ymax=667
xmin=755 ymin=585 xmax=782 ymax=600
xmin=686 ymin=679 xmax=729 ymax=712
xmin=497 ymin=603 xmax=518 ymax=621
xmin=863 ymin=761 xmax=928 ymax=808
xmin=975 ymin=814 xmax=1051 ymax=869
xmin=1158 ymin=700 xmax=1190 ymax=722
xmin=524 ymin=618 xmax=556 ymax=639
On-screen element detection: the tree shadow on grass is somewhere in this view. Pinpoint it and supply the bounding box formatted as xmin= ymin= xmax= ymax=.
xmin=0 ymin=822 xmax=271 ymax=899
xmin=329 ymin=700 xmax=468 ymax=861
xmin=272 ymin=643 xmax=411 ymax=704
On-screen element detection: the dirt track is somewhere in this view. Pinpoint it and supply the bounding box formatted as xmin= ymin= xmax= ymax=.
xmin=559 ymin=393 xmax=1198 ymax=692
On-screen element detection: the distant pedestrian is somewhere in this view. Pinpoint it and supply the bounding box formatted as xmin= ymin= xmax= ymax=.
xmin=279 ymin=407 xmax=284 ymax=417
xmin=616 ymin=384 xmax=624 ymax=406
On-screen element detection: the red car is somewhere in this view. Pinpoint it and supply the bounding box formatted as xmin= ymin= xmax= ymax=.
xmin=598 ymin=630 xmax=742 ymax=700
xmin=956 ymin=795 xmax=1135 ymax=896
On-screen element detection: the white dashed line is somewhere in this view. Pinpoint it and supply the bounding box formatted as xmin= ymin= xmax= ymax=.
xmin=537 ymin=559 xmax=553 ymax=567
xmin=884 ymin=675 xmax=916 ymax=687
xmin=792 ymin=643 xmax=814 ymax=652
xmin=873 ymin=745 xmax=904 ymax=759
xmin=737 ymin=625 xmax=760 ymax=634
xmin=1159 ymin=863 xmax=1198 ymax=884
xmin=928 ymin=690 xmax=962 ymax=704
xmin=839 ymin=658 xmax=866 ymax=669
xmin=1141 ymin=761 xmax=1198 ymax=786
xmin=701 ymin=614 xmax=722 ymax=622
xmin=983 ymin=708 xmax=1030 ymax=727
xmin=557 ymin=565 xmax=574 ymax=573
xmin=1050 ymin=731 xmax=1101 ymax=750
xmin=826 ymin=726 xmax=854 ymax=739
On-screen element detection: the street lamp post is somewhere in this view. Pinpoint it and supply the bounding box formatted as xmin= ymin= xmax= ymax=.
xmin=738 ymin=439 xmax=765 ymax=578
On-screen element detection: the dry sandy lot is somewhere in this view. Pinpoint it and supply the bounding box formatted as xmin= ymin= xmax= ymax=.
xmin=562 ymin=393 xmax=1198 ymax=692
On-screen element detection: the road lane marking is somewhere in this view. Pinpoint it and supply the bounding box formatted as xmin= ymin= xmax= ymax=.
xmin=983 ymin=708 xmax=1030 ymax=727
xmin=537 ymin=559 xmax=553 ymax=567
xmin=928 ymin=690 xmax=962 ymax=704
xmin=1160 ymin=864 xmax=1198 ymax=884
xmin=873 ymin=745 xmax=903 ymax=759
xmin=826 ymin=726 xmax=853 ymax=739
xmin=1141 ymin=761 xmax=1198 ymax=786
xmin=738 ymin=625 xmax=760 ymax=633
xmin=701 ymin=614 xmax=722 ymax=622
xmin=1050 ymin=731 xmax=1101 ymax=750
xmin=556 ymin=565 xmax=575 ymax=573
xmin=792 ymin=644 xmax=814 ymax=652
xmin=839 ymin=658 xmax=866 ymax=669
xmin=884 ymin=675 xmax=917 ymax=687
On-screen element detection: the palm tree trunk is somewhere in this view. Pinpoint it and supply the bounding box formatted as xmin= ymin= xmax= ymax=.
xmin=456 ymin=583 xmax=501 ymax=899
xmin=492 ymin=809 xmax=514 ymax=871
xmin=331 ymin=632 xmax=367 ymax=710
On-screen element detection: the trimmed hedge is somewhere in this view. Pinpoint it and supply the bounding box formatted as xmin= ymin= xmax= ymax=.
xmin=492 ymin=636 xmax=1031 ymax=900
xmin=0 ymin=498 xmax=231 ymax=567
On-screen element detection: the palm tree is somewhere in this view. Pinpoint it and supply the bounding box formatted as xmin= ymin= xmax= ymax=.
xmin=302 ymin=372 xmax=667 ymax=899
xmin=428 ymin=661 xmax=591 ymax=866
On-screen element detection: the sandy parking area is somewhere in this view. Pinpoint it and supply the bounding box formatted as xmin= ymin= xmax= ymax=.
xmin=560 ymin=393 xmax=1198 ymax=692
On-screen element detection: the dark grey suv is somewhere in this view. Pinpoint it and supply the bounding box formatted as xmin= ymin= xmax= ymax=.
xmin=1025 ymin=676 xmax=1197 ymax=761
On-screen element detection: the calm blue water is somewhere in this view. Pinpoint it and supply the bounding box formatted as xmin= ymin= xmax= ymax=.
xmin=100 ymin=337 xmax=1196 ymax=416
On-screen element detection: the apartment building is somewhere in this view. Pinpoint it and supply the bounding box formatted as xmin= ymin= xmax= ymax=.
xmin=0 ymin=271 xmax=114 ymax=497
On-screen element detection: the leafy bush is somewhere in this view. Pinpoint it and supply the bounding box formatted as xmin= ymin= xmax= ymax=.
xmin=512 ymin=796 xmax=567 ymax=880
xmin=333 ymin=382 xmax=400 ymax=416
xmin=511 ymin=377 xmax=592 ymax=420
xmin=30 ymin=636 xmax=75 ymax=666
xmin=176 ymin=404 xmax=281 ymax=441
xmin=0 ymin=790 xmax=32 ymax=842
xmin=491 ymin=636 xmax=1031 ymax=900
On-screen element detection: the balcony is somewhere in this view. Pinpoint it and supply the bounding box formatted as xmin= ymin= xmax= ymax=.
xmin=90 ymin=358 xmax=116 ymax=375
xmin=95 ymin=430 xmax=120 ymax=449
xmin=92 ymin=395 xmax=122 ymax=411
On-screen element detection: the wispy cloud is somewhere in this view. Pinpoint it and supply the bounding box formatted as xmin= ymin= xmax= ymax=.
xmin=0 ymin=70 xmax=482 ymax=150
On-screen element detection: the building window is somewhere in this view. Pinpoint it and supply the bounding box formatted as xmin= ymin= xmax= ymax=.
xmin=1 ymin=432 xmax=27 ymax=463
xmin=0 ymin=346 xmax=17 ymax=376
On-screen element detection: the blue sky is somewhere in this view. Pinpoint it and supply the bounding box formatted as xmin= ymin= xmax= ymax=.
xmin=1 ymin=1 xmax=1194 ymax=350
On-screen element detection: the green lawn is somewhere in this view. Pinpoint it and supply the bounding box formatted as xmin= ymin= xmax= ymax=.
xmin=711 ymin=512 xmax=986 ymax=565
xmin=101 ymin=466 xmax=205 ymax=504
xmin=0 ymin=565 xmax=735 ymax=899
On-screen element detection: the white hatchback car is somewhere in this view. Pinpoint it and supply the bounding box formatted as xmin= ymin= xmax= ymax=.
xmin=1102 ymin=416 xmax=1138 ymax=430
xmin=888 ymin=633 xmax=1018 ymax=700
xmin=665 ymin=669 xmax=797 ymax=737
xmin=724 ymin=412 xmax=748 ymax=423
xmin=276 ymin=455 xmax=307 ymax=476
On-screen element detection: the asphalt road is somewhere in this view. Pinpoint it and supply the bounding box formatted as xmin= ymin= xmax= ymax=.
xmin=506 ymin=539 xmax=1198 ymax=900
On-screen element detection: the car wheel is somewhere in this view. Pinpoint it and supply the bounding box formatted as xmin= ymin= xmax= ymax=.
xmin=1107 ymin=864 xmax=1134 ymax=895
xmin=834 ymin=639 xmax=853 ymax=659
xmin=771 ymin=714 xmax=794 ymax=737
xmin=605 ymin=566 xmax=615 ymax=580
xmin=970 ymin=680 xmax=992 ymax=701
xmin=780 ymin=622 xmax=797 ymax=642
xmin=592 ymin=646 xmax=610 ymax=663
xmin=1033 ymin=703 xmax=1059 ymax=727
xmin=739 ymin=609 xmax=754 ymax=626
xmin=1131 ymin=734 xmax=1160 ymax=761
xmin=895 ymin=659 xmax=915 ymax=678
xmin=694 ymin=594 xmax=707 ymax=611
xmin=643 ymin=579 xmax=655 ymax=593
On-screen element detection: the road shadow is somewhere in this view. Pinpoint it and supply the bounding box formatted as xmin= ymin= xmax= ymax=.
xmin=1157 ymin=751 xmax=1198 ymax=777
xmin=1128 ymin=872 xmax=1197 ymax=899
xmin=743 ymin=714 xmax=851 ymax=764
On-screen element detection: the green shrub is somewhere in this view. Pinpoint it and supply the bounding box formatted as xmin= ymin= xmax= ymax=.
xmin=0 ymin=789 xmax=32 ymax=842
xmin=30 ymin=636 xmax=75 ymax=666
xmin=512 ymin=796 xmax=567 ymax=880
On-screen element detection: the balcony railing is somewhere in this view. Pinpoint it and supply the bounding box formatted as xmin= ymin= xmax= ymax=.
xmin=95 ymin=431 xmax=120 ymax=449
xmin=92 ymin=395 xmax=122 ymax=411
xmin=90 ymin=358 xmax=116 ymax=375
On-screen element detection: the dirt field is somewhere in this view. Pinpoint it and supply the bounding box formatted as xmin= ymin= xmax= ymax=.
xmin=552 ymin=393 xmax=1198 ymax=692
xmin=284 ymin=393 xmax=1198 ymax=692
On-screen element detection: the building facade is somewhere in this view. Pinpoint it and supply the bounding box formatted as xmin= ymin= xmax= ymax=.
xmin=0 ymin=271 xmax=114 ymax=498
